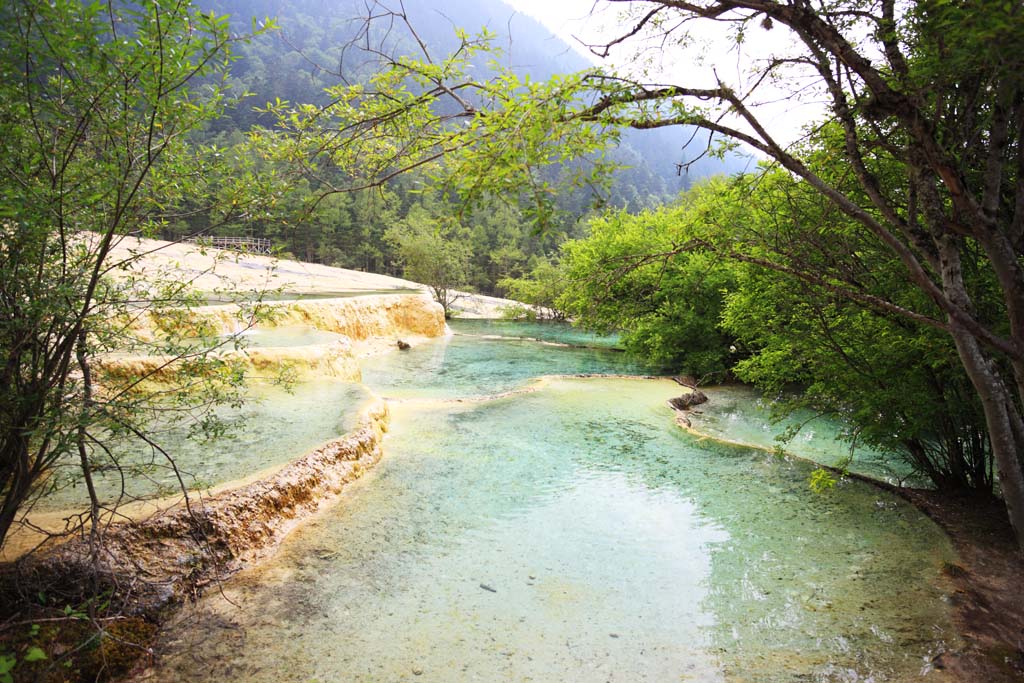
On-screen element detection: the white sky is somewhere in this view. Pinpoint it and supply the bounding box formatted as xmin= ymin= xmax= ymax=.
xmin=501 ymin=0 xmax=830 ymax=148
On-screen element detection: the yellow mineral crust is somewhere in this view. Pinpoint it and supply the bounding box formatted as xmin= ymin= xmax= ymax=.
xmin=104 ymin=294 xmax=445 ymax=381
xmin=268 ymin=294 xmax=446 ymax=353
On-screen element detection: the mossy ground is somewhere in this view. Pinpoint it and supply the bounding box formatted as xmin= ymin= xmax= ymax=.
xmin=1 ymin=600 xmax=157 ymax=682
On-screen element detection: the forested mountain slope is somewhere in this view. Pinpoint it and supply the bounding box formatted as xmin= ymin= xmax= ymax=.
xmin=176 ymin=0 xmax=748 ymax=294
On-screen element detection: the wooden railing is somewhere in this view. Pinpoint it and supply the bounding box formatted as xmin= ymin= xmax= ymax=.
xmin=186 ymin=236 xmax=273 ymax=255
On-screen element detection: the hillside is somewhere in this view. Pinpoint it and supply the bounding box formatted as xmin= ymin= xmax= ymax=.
xmin=203 ymin=0 xmax=750 ymax=195
xmin=137 ymin=0 xmax=754 ymax=300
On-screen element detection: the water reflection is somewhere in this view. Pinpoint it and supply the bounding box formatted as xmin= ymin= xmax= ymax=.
xmin=694 ymin=385 xmax=923 ymax=486
xmin=448 ymin=318 xmax=625 ymax=349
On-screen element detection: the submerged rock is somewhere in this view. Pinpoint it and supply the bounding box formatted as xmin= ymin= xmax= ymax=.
xmin=668 ymin=390 xmax=708 ymax=411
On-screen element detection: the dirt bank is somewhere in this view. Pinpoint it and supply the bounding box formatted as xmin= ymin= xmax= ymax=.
xmin=899 ymin=491 xmax=1024 ymax=682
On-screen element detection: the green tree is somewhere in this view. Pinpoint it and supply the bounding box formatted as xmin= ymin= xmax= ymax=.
xmin=0 ymin=1 xmax=271 ymax=551
xmin=386 ymin=215 xmax=471 ymax=318
xmin=498 ymin=257 xmax=569 ymax=321
xmin=712 ymin=169 xmax=995 ymax=493
xmin=560 ymin=182 xmax=741 ymax=378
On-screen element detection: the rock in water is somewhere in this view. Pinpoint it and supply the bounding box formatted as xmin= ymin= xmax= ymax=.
xmin=668 ymin=390 xmax=708 ymax=411
xmin=397 ymin=340 xmax=411 ymax=350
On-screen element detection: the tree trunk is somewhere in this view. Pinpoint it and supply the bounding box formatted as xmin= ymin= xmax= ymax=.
xmin=0 ymin=438 xmax=33 ymax=548
xmin=950 ymin=323 xmax=1024 ymax=549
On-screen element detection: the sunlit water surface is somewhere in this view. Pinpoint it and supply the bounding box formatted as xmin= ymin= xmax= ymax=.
xmin=150 ymin=329 xmax=959 ymax=683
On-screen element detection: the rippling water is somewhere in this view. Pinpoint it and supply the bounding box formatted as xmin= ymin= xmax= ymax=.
xmin=148 ymin=329 xmax=959 ymax=683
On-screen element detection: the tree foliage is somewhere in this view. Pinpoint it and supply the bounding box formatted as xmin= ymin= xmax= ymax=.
xmin=554 ymin=0 xmax=1024 ymax=546
xmin=498 ymin=257 xmax=569 ymax=321
xmin=564 ymin=173 xmax=995 ymax=494
xmin=147 ymin=0 xmax=747 ymax=299
xmin=715 ymin=171 xmax=994 ymax=494
xmin=386 ymin=217 xmax=470 ymax=318
xmin=0 ymin=1 xmax=271 ymax=551
xmin=560 ymin=181 xmax=741 ymax=378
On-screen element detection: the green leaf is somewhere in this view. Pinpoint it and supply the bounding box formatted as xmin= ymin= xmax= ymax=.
xmin=809 ymin=468 xmax=838 ymax=494
xmin=23 ymin=647 xmax=47 ymax=663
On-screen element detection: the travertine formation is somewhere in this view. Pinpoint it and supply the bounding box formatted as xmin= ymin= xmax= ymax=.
xmin=22 ymin=399 xmax=390 ymax=615
xmin=13 ymin=292 xmax=445 ymax=614
xmin=269 ymin=294 xmax=447 ymax=353
xmin=106 ymin=293 xmax=446 ymax=382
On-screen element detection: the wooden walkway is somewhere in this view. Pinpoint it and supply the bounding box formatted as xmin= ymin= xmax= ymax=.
xmin=186 ymin=236 xmax=273 ymax=255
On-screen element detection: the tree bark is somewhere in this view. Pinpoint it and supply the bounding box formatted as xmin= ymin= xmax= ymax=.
xmin=949 ymin=323 xmax=1024 ymax=548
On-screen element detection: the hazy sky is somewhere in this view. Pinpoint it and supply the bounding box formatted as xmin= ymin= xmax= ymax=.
xmin=503 ymin=0 xmax=602 ymax=58
xmin=501 ymin=0 xmax=828 ymax=147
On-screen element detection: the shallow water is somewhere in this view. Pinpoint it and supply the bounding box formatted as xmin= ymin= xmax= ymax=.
xmin=693 ymin=385 xmax=922 ymax=486
xmin=39 ymin=379 xmax=371 ymax=510
xmin=449 ymin=318 xmax=624 ymax=349
xmin=152 ymin=369 xmax=958 ymax=682
xmin=361 ymin=332 xmax=660 ymax=400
